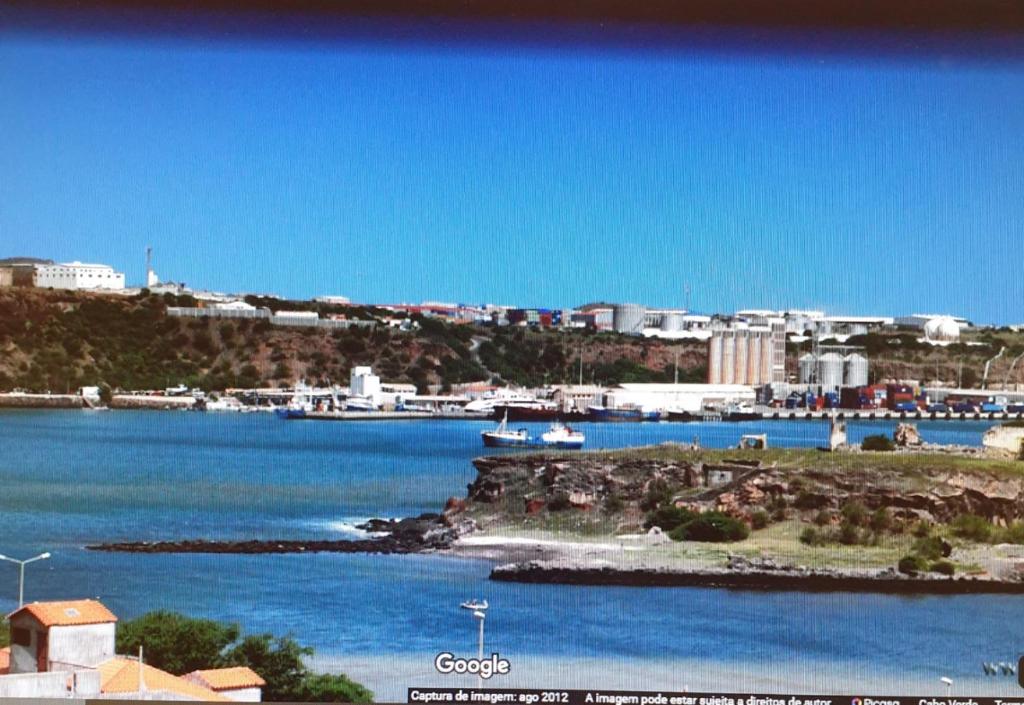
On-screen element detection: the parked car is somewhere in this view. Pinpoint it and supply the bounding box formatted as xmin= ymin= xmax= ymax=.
xmin=1007 ymin=403 xmax=1024 ymax=413
xmin=893 ymin=401 xmax=918 ymax=412
xmin=926 ymin=403 xmax=949 ymax=413
xmin=980 ymin=402 xmax=1005 ymax=413
xmin=951 ymin=401 xmax=978 ymax=413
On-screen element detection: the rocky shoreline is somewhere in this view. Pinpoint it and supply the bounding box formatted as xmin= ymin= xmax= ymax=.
xmin=86 ymin=514 xmax=457 ymax=555
xmin=488 ymin=556 xmax=1024 ymax=594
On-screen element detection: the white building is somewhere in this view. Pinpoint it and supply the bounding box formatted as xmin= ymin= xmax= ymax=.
xmin=7 ymin=599 xmax=117 ymax=673
xmin=349 ymin=366 xmax=381 ymax=399
xmin=601 ymin=383 xmax=757 ymax=413
xmin=34 ymin=262 xmax=125 ymax=291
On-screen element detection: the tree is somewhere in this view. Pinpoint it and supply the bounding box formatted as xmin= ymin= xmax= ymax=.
xmin=222 ymin=634 xmax=310 ymax=701
xmin=116 ymin=611 xmax=239 ymax=675
xmin=116 ymin=613 xmax=373 ymax=702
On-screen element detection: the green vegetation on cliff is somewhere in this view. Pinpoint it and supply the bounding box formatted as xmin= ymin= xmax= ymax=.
xmin=0 ymin=289 xmax=707 ymax=392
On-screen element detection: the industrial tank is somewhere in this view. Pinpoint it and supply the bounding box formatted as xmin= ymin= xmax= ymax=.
xmin=844 ymin=353 xmax=869 ymax=387
xmin=816 ymin=352 xmax=844 ymax=390
xmin=660 ymin=311 xmax=684 ymax=332
xmin=798 ymin=353 xmax=816 ymax=384
xmin=612 ymin=303 xmax=646 ymax=335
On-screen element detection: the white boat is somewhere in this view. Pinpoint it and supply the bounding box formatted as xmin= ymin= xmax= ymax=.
xmin=344 ymin=396 xmax=379 ymax=411
xmin=203 ymin=396 xmax=246 ymax=412
xmin=275 ymin=381 xmax=316 ymax=419
xmin=481 ymin=414 xmax=585 ymax=449
xmin=540 ymin=422 xmax=585 ymax=449
xmin=465 ymin=389 xmax=545 ymax=413
xmin=480 ymin=412 xmax=530 ymax=447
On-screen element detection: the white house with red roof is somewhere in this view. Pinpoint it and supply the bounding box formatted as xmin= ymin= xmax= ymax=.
xmin=7 ymin=598 xmax=117 ymax=673
xmin=0 ymin=599 xmax=265 ymax=701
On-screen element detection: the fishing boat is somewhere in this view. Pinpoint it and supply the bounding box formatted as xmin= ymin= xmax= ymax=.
xmin=538 ymin=422 xmax=585 ymax=449
xmin=481 ymin=413 xmax=585 ymax=449
xmin=587 ymin=405 xmax=661 ymax=422
xmin=275 ymin=381 xmax=315 ymax=419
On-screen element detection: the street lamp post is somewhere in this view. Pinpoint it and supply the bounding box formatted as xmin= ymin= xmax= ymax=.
xmin=460 ymin=599 xmax=488 ymax=689
xmin=0 ymin=552 xmax=51 ymax=608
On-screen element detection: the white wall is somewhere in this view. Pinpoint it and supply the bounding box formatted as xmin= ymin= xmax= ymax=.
xmin=221 ymin=686 xmax=263 ymax=702
xmin=0 ymin=669 xmax=99 ymax=698
xmin=49 ymin=623 xmax=116 ymax=668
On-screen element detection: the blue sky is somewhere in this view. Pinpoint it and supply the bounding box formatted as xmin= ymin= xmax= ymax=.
xmin=1 ymin=12 xmax=1023 ymax=322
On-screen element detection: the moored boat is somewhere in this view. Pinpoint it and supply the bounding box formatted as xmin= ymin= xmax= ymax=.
xmin=587 ymin=405 xmax=661 ymax=422
xmin=481 ymin=414 xmax=586 ymax=449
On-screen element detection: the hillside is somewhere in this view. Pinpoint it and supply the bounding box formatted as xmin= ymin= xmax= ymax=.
xmin=0 ymin=288 xmax=1019 ymax=394
xmin=0 ymin=289 xmax=707 ymax=393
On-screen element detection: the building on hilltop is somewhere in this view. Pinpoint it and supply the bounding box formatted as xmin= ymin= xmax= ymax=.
xmin=33 ymin=261 xmax=126 ymax=291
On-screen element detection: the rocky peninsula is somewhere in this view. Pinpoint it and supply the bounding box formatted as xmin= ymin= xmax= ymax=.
xmin=90 ymin=437 xmax=1024 ymax=593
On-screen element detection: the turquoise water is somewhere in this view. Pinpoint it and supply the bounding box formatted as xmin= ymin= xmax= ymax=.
xmin=0 ymin=410 xmax=1021 ymax=695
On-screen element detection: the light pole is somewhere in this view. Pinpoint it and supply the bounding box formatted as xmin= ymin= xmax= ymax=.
xmin=460 ymin=599 xmax=488 ymax=688
xmin=0 ymin=552 xmax=51 ymax=608
xmin=940 ymin=677 xmax=953 ymax=697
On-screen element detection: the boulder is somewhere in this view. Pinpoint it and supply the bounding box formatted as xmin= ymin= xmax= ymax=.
xmin=894 ymin=423 xmax=923 ymax=447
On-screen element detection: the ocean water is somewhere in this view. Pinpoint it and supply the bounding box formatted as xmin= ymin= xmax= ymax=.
xmin=0 ymin=410 xmax=1021 ymax=698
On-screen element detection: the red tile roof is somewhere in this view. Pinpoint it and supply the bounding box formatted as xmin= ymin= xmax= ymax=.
xmin=9 ymin=599 xmax=117 ymax=627
xmin=187 ymin=666 xmax=266 ymax=690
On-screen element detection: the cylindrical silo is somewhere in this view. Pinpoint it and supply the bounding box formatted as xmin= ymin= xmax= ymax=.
xmin=613 ymin=303 xmax=646 ymax=335
xmin=660 ymin=311 xmax=684 ymax=332
xmin=844 ymin=353 xmax=869 ymax=387
xmin=817 ymin=352 xmax=844 ymax=390
xmin=798 ymin=353 xmax=816 ymax=384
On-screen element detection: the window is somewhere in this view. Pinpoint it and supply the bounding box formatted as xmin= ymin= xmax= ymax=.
xmin=12 ymin=626 xmax=31 ymax=647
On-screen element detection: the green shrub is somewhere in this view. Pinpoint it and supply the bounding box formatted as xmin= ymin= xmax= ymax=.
xmin=837 ymin=520 xmax=862 ymax=546
xmin=951 ymin=514 xmax=994 ymax=542
xmin=930 ymin=560 xmax=955 ymax=576
xmin=640 ymin=478 xmax=673 ymax=512
xmin=911 ymin=536 xmax=947 ymax=561
xmin=841 ymin=501 xmax=868 ymax=527
xmin=750 ymin=510 xmax=770 ymax=530
xmin=912 ymin=520 xmax=932 ymax=538
xmin=869 ymin=508 xmax=892 ymax=532
xmin=799 ymin=527 xmax=821 ymax=546
xmin=862 ymin=434 xmax=896 ymax=452
xmin=996 ymin=522 xmax=1024 ymax=545
xmin=813 ymin=510 xmax=833 ymax=527
xmin=604 ymin=494 xmax=625 ymax=514
xmin=644 ymin=506 xmax=697 ymax=532
xmin=668 ymin=512 xmax=749 ymax=543
xmin=898 ymin=554 xmax=928 ymax=575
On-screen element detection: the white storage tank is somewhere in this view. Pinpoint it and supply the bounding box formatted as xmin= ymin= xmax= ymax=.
xmin=613 ymin=303 xmax=647 ymax=335
xmin=844 ymin=353 xmax=869 ymax=387
xmin=816 ymin=352 xmax=844 ymax=390
xmin=660 ymin=311 xmax=684 ymax=332
xmin=798 ymin=353 xmax=816 ymax=384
